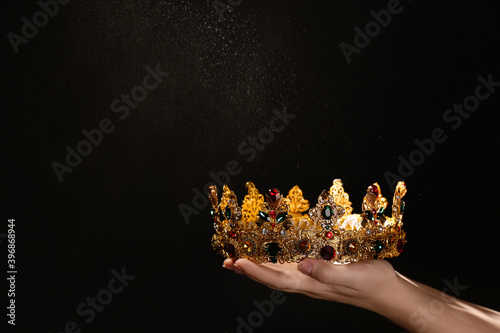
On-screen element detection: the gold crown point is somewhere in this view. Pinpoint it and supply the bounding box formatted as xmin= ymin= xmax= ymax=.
xmin=241 ymin=182 xmax=264 ymax=223
xmin=329 ymin=179 xmax=353 ymax=215
xmin=391 ymin=181 xmax=407 ymax=222
xmin=208 ymin=185 xmax=218 ymax=207
xmin=285 ymin=185 xmax=309 ymax=214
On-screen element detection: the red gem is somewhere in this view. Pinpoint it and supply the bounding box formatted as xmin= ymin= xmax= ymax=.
xmin=320 ymin=246 xmax=336 ymax=260
xmin=268 ymin=188 xmax=280 ymax=202
xmin=370 ymin=185 xmax=379 ymax=196
xmin=229 ymin=231 xmax=236 ymax=238
xmin=269 ymin=210 xmax=276 ymax=218
xmin=225 ymin=244 xmax=236 ymax=258
xmin=397 ymin=239 xmax=405 ymax=253
xmin=271 ymin=223 xmax=275 ymax=228
xmin=325 ymin=231 xmax=333 ymax=239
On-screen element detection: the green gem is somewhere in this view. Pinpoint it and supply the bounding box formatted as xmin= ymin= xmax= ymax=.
xmin=400 ymin=201 xmax=405 ymax=213
xmin=324 ymin=225 xmax=330 ymax=230
xmin=378 ymin=207 xmax=385 ymax=214
xmin=225 ymin=206 xmax=231 ymax=219
xmin=322 ymin=205 xmax=334 ymax=219
xmin=373 ymin=240 xmax=383 ymax=253
xmin=276 ymin=212 xmax=288 ymax=223
xmin=210 ymin=207 xmax=216 ymax=218
xmin=365 ymin=210 xmax=374 ymax=220
xmin=265 ymin=242 xmax=282 ymax=256
xmin=258 ymin=211 xmax=271 ymax=222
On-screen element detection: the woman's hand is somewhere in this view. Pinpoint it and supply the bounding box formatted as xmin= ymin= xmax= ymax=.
xmin=223 ymin=258 xmax=401 ymax=312
xmin=223 ymin=258 xmax=500 ymax=333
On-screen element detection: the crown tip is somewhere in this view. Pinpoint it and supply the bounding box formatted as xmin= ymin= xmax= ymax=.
xmin=395 ymin=181 xmax=407 ymax=196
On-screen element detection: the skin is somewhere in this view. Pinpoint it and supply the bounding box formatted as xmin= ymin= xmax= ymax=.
xmin=223 ymin=258 xmax=500 ymax=333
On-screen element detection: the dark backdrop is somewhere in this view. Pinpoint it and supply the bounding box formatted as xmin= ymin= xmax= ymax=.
xmin=3 ymin=0 xmax=500 ymax=332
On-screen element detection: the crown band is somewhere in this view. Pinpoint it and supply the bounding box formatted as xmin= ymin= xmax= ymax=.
xmin=210 ymin=179 xmax=407 ymax=264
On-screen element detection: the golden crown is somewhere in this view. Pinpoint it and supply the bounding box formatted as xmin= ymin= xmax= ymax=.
xmin=210 ymin=179 xmax=407 ymax=264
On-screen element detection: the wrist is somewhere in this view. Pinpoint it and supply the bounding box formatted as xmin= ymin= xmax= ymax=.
xmin=366 ymin=272 xmax=437 ymax=331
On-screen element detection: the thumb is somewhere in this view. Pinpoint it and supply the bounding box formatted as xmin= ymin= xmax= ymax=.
xmin=298 ymin=258 xmax=351 ymax=285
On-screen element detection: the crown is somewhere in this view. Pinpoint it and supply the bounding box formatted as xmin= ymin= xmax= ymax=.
xmin=210 ymin=179 xmax=407 ymax=264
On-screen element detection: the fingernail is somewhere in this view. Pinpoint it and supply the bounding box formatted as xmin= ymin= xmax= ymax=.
xmin=299 ymin=261 xmax=312 ymax=275
xmin=222 ymin=263 xmax=234 ymax=271
xmin=233 ymin=263 xmax=245 ymax=274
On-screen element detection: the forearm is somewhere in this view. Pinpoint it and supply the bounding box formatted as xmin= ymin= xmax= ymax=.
xmin=371 ymin=273 xmax=500 ymax=333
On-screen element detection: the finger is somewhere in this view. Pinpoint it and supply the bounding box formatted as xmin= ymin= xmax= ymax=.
xmin=222 ymin=259 xmax=234 ymax=270
xmin=233 ymin=259 xmax=284 ymax=287
xmin=222 ymin=259 xmax=246 ymax=274
xmin=260 ymin=262 xmax=299 ymax=272
xmin=222 ymin=258 xmax=237 ymax=271
xmin=234 ymin=259 xmax=302 ymax=291
xmin=298 ymin=258 xmax=357 ymax=287
xmin=234 ymin=259 xmax=329 ymax=296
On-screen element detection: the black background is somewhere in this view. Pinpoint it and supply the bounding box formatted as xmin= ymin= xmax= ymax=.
xmin=3 ymin=0 xmax=500 ymax=332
